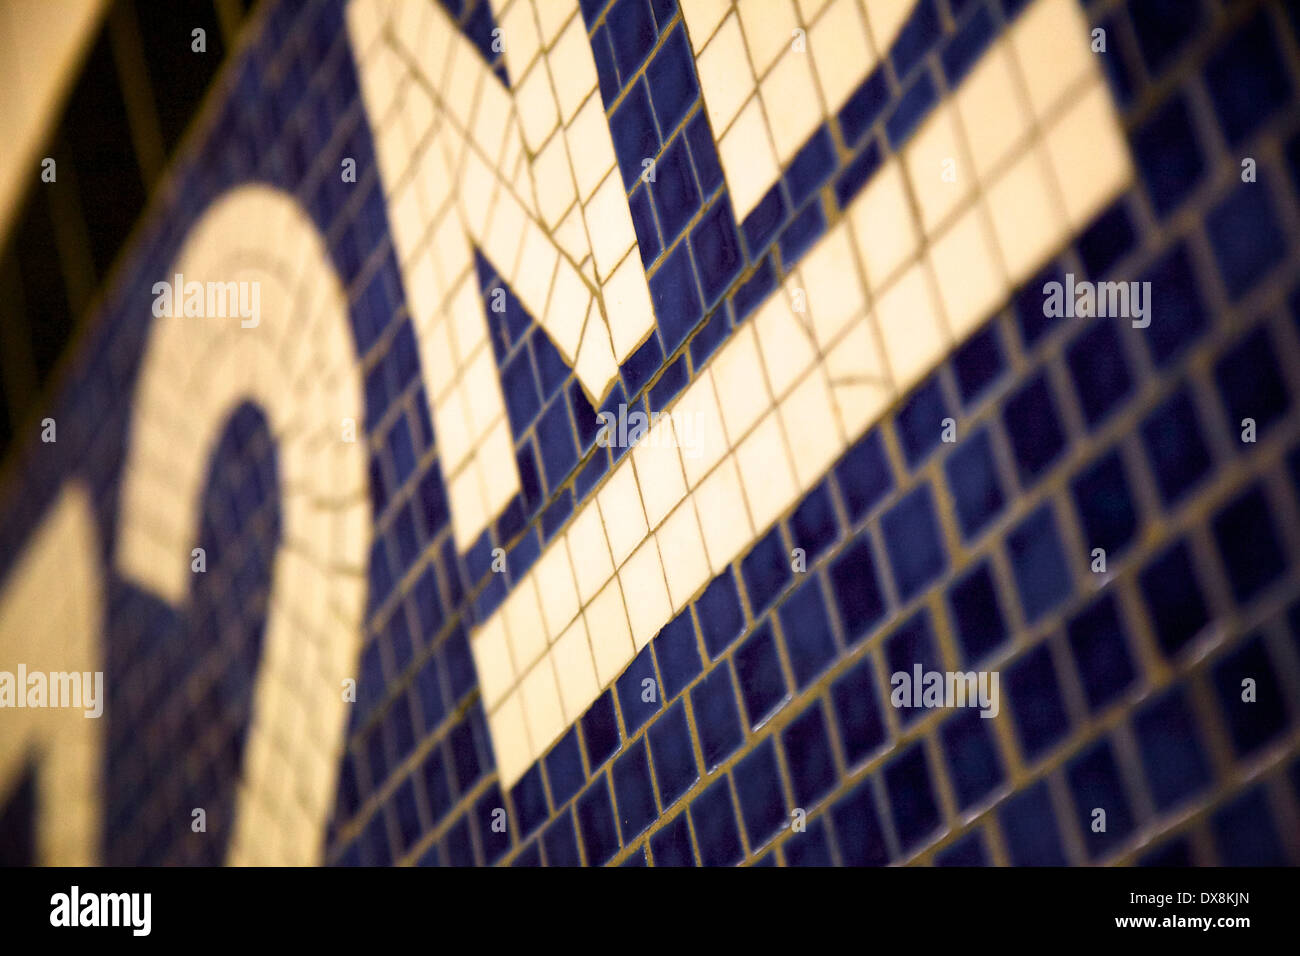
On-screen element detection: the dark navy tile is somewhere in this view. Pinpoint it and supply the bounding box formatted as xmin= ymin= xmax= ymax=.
xmin=1071 ymin=448 xmax=1138 ymax=558
xmin=653 ymin=610 xmax=703 ymax=698
xmin=741 ymin=182 xmax=788 ymax=260
xmin=1129 ymin=0 xmax=1203 ymax=76
xmin=622 ymin=332 xmax=664 ymax=398
xmin=1067 ymin=318 xmax=1132 ymax=429
xmin=686 ymin=110 xmax=724 ymax=195
xmin=777 ymin=198 xmax=826 ymax=267
xmin=542 ymin=807 xmax=582 ymax=866
xmin=741 ymin=526 xmax=792 ymax=616
xmin=607 ymin=0 xmax=657 ymax=82
xmin=1002 ymin=374 xmax=1065 ymax=487
xmin=731 ymin=254 xmax=775 ymax=321
xmin=1204 ymin=8 xmax=1291 ymax=147
xmin=629 ymin=183 xmax=662 ymax=267
xmin=1139 ymin=837 xmax=1192 ymax=867
xmin=829 ymin=536 xmax=887 ymax=644
xmin=1207 ymin=176 xmax=1287 ymax=302
xmin=690 ymin=193 xmax=743 ymax=307
xmin=886 ymin=68 xmax=936 ymax=150
xmin=475 ymin=783 xmax=511 ymax=865
xmin=1006 ymin=642 xmax=1070 ymax=760
xmin=689 ymin=298 xmax=730 ymax=365
xmin=1133 ymin=94 xmax=1203 ymax=217
xmin=1213 ymin=483 xmax=1286 ymax=605
xmin=940 ymin=708 xmax=1003 ymax=810
xmin=690 ymin=775 xmax=743 ymax=866
xmin=1068 ymin=738 xmax=1135 ymax=860
xmin=646 ymin=24 xmax=697 ymax=134
xmin=510 ymin=763 xmax=549 ymax=838
xmin=942 ymin=2 xmax=993 ymax=85
xmin=881 ymin=484 xmax=946 ymax=602
xmin=1212 ymin=633 xmax=1287 ymax=756
xmin=1139 ymin=539 xmax=1208 ymax=658
xmin=582 ymin=691 xmax=622 ymax=769
xmin=952 ymin=324 xmax=1005 ymax=407
xmin=592 ymin=23 xmax=620 ymax=106
xmin=835 ymin=428 xmax=893 ymax=523
xmin=935 ymin=829 xmax=988 ymax=866
xmin=612 ymin=738 xmax=658 ymax=843
xmin=782 ymin=703 xmax=837 ymax=809
xmin=1007 ymin=504 xmax=1072 ymax=624
xmin=1067 ymin=591 xmax=1136 ymax=712
xmin=512 ymin=841 xmax=542 ymax=867
xmin=536 ymin=395 xmax=579 ymax=490
xmin=891 ymin=0 xmax=940 ymax=80
xmin=1212 ymin=786 xmax=1288 ymax=866
xmin=896 ymin=374 xmax=950 ymax=468
xmin=1142 ymin=243 xmax=1208 ymax=366
xmin=999 ymin=779 xmax=1067 ymax=865
xmin=652 ymin=133 xmax=701 ymax=244
xmin=577 ymin=775 xmax=621 ymax=865
xmin=440 ymin=814 xmax=474 ymax=867
xmin=696 ymin=566 xmax=745 ymax=659
xmin=837 ymin=67 xmax=889 ymax=147
xmin=1141 ymin=388 xmax=1212 ymax=507
xmin=734 ymin=619 xmax=788 ymax=729
xmin=788 ymin=479 xmax=838 ymax=562
xmin=786 ymin=126 xmax=835 ymax=208
xmin=945 ymin=426 xmax=1005 ymax=541
xmin=650 ymin=812 xmax=695 ymax=866
xmin=621 ymin=844 xmax=647 ymax=866
xmin=544 ymin=727 xmax=586 ymax=807
xmin=884 ymin=740 xmax=941 ymax=852
xmin=832 ymin=777 xmax=890 ymax=865
xmin=777 ymin=575 xmax=839 ymax=689
xmin=834 ymin=137 xmax=881 ymax=209
xmin=783 ymin=816 xmax=834 ymax=866
xmin=832 ymin=655 xmax=887 ymax=766
xmin=1215 ymin=326 xmax=1289 ymax=441
xmin=733 ymin=739 xmax=786 ymax=849
xmin=1078 ymin=200 xmax=1137 ymax=280
xmin=616 ymin=644 xmax=662 ymax=736
xmin=648 ymin=239 xmax=703 ymax=352
xmin=648 ymin=699 xmax=699 ymax=806
xmin=1133 ymin=687 xmax=1210 ymax=811
xmin=947 ymin=561 xmax=1008 ymax=666
xmin=420 ymin=745 xmax=453 ymax=826
xmin=691 ymin=665 xmax=744 ymax=770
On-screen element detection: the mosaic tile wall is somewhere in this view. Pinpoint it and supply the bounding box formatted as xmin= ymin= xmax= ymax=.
xmin=1 ymin=0 xmax=1299 ymax=867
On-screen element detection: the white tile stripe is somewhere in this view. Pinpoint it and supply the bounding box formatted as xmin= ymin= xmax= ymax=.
xmin=480 ymin=0 xmax=1132 ymax=786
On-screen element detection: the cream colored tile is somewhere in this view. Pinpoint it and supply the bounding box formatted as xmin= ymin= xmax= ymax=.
xmin=463 ymin=346 xmax=507 ymax=436
xmin=861 ymin=0 xmax=913 ymax=52
xmin=598 ymin=461 xmax=650 ymax=567
xmin=799 ymin=0 xmax=831 ymax=21
xmin=533 ymin=0 xmax=574 ymax=45
xmin=434 ymin=384 xmax=473 ymax=470
xmin=516 ymin=59 xmax=560 ymax=152
xmin=520 ymin=653 xmax=566 ymax=751
xmin=675 ymin=370 xmax=729 ymax=488
xmin=987 ymin=144 xmax=1067 ymax=286
xmin=552 ymin=615 xmax=600 ymax=720
xmin=809 ymin=0 xmax=874 ymax=113
xmin=734 ymin=408 xmax=799 ymax=530
xmin=904 ymin=101 xmax=972 ymax=236
xmin=472 ymin=73 xmax=513 ymax=163
xmin=542 ymin=258 xmax=590 ymax=363
xmin=874 ymin=259 xmax=948 ymax=393
xmin=779 ymin=367 xmax=843 ymax=490
xmin=738 ymin=0 xmax=798 ymax=75
xmin=696 ymin=12 xmax=755 ymax=133
xmin=475 ymin=615 xmax=515 ymax=706
xmin=585 ymin=577 xmax=636 ymax=686
xmin=478 ymin=418 xmax=520 ymax=518
xmin=712 ymin=322 xmax=773 ymax=443
xmin=848 ymin=157 xmax=920 ymax=292
xmin=488 ymin=691 xmax=532 ymax=787
xmin=575 ymin=303 xmax=619 ymax=402
xmin=928 ymin=201 xmax=1006 ymax=339
xmin=534 ymin=539 xmax=581 ymax=638
xmin=801 ymin=222 xmax=867 ymax=349
xmin=449 ymin=272 xmax=488 ymax=363
xmin=512 ymin=220 xmax=560 ymax=316
xmin=533 ymin=131 xmax=578 ymax=229
xmin=656 ymin=500 xmax=711 ymax=611
xmin=584 ymin=170 xmax=637 ymax=282
xmin=1043 ymin=77 xmax=1132 ymax=232
xmin=553 ymin=202 xmax=592 ymax=265
xmin=567 ymin=498 xmax=615 ymax=604
xmin=568 ymin=92 xmax=618 ymax=202
xmin=827 ymin=317 xmax=893 ymax=437
xmin=954 ymin=40 xmax=1030 ymax=184
xmin=618 ymin=535 xmax=673 ymax=649
xmin=504 ymin=574 xmax=548 ymax=669
xmin=693 ymin=455 xmax=755 ymax=571
xmin=1010 ymin=0 xmax=1094 ymax=122
xmin=548 ymin=15 xmax=598 ymax=123
xmin=632 ymin=416 xmax=688 ymax=528
xmin=603 ymin=252 xmax=656 ymax=361
xmin=719 ymin=94 xmax=781 ymax=220
xmin=448 ymin=459 xmax=488 ymax=548
xmin=754 ymin=291 xmax=816 ymax=399
xmin=761 ymin=47 xmax=823 ymax=165
xmin=500 ymin=0 xmax=543 ymax=78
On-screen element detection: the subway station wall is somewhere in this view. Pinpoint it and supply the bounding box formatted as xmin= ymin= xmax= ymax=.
xmin=1 ymin=0 xmax=1300 ymax=866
